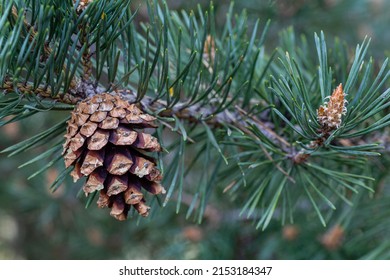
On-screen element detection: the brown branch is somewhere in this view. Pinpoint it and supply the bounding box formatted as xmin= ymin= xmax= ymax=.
xmin=1 ymin=78 xmax=103 ymax=105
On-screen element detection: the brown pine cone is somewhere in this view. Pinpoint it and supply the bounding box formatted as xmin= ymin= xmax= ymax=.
xmin=62 ymin=92 xmax=165 ymax=220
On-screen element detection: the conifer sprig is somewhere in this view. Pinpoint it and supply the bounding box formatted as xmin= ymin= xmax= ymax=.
xmin=0 ymin=0 xmax=389 ymax=229
xmin=221 ymin=30 xmax=389 ymax=229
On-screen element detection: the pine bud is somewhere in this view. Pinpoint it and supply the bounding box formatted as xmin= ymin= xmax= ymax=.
xmin=317 ymin=84 xmax=347 ymax=130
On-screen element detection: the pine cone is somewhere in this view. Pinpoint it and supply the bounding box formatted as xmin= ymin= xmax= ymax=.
xmin=62 ymin=92 xmax=165 ymax=221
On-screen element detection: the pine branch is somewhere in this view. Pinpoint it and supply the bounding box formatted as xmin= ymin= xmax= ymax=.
xmin=1 ymin=0 xmax=390 ymax=229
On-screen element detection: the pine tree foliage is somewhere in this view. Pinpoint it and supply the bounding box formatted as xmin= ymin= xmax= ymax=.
xmin=0 ymin=0 xmax=389 ymax=242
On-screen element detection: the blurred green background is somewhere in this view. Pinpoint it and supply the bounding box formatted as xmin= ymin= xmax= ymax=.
xmin=1 ymin=0 xmax=390 ymax=259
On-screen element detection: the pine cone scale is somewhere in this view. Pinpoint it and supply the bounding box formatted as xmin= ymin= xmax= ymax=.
xmin=97 ymin=190 xmax=110 ymax=208
xmin=109 ymin=107 xmax=127 ymax=118
xmin=106 ymin=148 xmax=133 ymax=175
xmin=107 ymin=175 xmax=128 ymax=196
xmin=74 ymin=112 xmax=89 ymax=126
xmin=99 ymin=100 xmax=114 ymax=111
xmin=80 ymin=102 xmax=99 ymax=114
xmin=83 ymin=168 xmax=106 ymax=194
xmin=80 ymin=121 xmax=98 ymax=137
xmin=133 ymin=132 xmax=161 ymax=151
xmin=110 ymin=196 xmax=128 ymax=220
xmin=69 ymin=133 xmax=85 ymax=151
xmin=66 ymin=122 xmax=79 ymax=137
xmin=99 ymin=116 xmax=119 ymax=129
xmin=81 ymin=149 xmax=105 ymax=176
xmin=87 ymin=129 xmax=109 ymax=150
xmin=109 ymin=126 xmax=138 ymax=145
xmin=141 ymin=181 xmax=166 ymax=195
xmin=64 ymin=148 xmax=82 ymax=168
xmin=124 ymin=179 xmax=143 ymax=204
xmin=90 ymin=111 xmax=107 ymax=122
xmin=133 ymin=200 xmax=150 ymax=217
